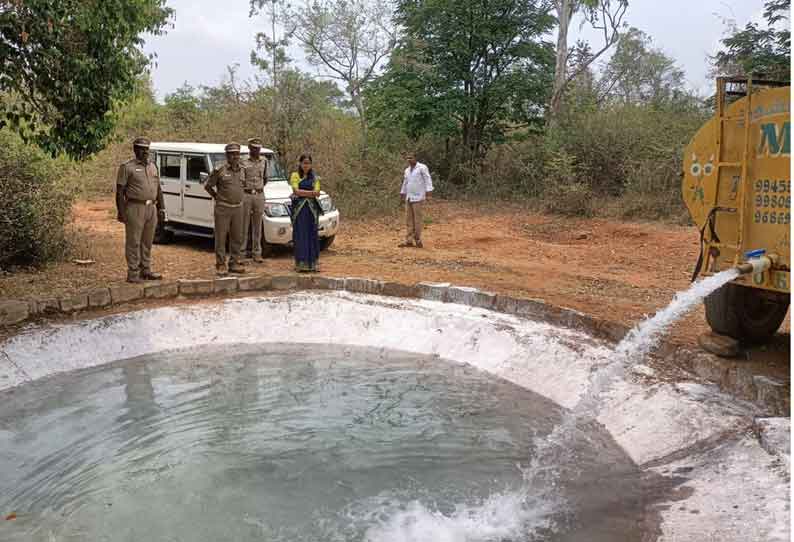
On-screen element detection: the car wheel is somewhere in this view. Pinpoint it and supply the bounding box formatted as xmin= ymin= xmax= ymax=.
xmin=320 ymin=235 xmax=335 ymax=251
xmin=153 ymin=222 xmax=173 ymax=244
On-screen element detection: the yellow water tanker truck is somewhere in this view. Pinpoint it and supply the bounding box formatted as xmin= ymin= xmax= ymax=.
xmin=683 ymin=77 xmax=790 ymax=342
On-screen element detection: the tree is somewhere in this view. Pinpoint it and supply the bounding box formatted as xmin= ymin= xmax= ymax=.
xmin=366 ymin=46 xmax=457 ymax=142
xmin=597 ymin=28 xmax=686 ymax=107
xmin=112 ymin=74 xmax=161 ymax=137
xmin=199 ymin=65 xmax=251 ymax=110
xmin=249 ymin=0 xmax=292 ymax=88
xmin=370 ymin=0 xmax=555 ymax=173
xmin=249 ymin=0 xmax=292 ymax=148
xmin=0 ymin=0 xmax=172 ymax=159
xmin=164 ymin=83 xmax=201 ymax=130
xmin=548 ymin=0 xmax=627 ymax=123
xmin=268 ymin=68 xmax=347 ymax=159
xmin=287 ymin=0 xmax=397 ymax=150
xmin=712 ymin=0 xmax=790 ymax=81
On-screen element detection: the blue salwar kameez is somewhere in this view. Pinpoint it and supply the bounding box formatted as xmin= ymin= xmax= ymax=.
xmin=290 ymin=172 xmax=322 ymax=272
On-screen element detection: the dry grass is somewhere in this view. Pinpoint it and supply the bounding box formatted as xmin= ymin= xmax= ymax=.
xmin=67 ymin=141 xmax=131 ymax=200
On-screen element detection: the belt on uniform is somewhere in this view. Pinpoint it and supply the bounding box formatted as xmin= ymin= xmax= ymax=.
xmin=127 ymin=198 xmax=155 ymax=205
xmin=244 ymin=189 xmax=264 ymax=194
xmin=215 ymin=201 xmax=242 ymax=208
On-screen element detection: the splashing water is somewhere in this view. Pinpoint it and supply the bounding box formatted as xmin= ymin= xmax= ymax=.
xmin=358 ymin=442 xmax=566 ymax=542
xmin=2 ymin=276 xmax=740 ymax=542
xmin=362 ymin=270 xmax=742 ymax=541
xmin=2 ymin=342 xmax=652 ymax=542
xmin=361 ymin=489 xmax=559 ymax=542
xmin=0 ymin=276 xmax=763 ymax=542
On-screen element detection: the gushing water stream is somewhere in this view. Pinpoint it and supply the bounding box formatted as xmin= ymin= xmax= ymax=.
xmin=0 ymin=273 xmax=745 ymax=542
xmin=614 ymin=269 xmax=740 ymax=361
xmin=574 ymin=268 xmax=741 ymax=418
xmin=364 ymin=269 xmax=743 ymax=542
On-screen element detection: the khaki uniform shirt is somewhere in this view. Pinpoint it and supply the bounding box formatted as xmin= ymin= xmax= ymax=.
xmin=117 ymin=159 xmax=160 ymax=202
xmin=206 ymin=163 xmax=245 ymax=206
xmin=242 ymin=157 xmax=267 ymax=190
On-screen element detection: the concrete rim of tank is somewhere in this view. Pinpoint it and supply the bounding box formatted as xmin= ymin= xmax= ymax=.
xmin=0 ymin=275 xmax=787 ymax=415
xmin=0 ymin=285 xmax=790 ymax=542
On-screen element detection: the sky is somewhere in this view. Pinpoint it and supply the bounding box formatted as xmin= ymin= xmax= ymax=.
xmin=142 ymin=0 xmax=768 ymax=102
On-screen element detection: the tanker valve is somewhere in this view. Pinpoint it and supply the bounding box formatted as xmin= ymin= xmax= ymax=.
xmin=735 ymin=249 xmax=777 ymax=275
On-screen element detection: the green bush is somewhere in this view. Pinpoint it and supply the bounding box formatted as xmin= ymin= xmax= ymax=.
xmin=549 ymin=105 xmax=706 ymax=195
xmin=542 ymin=183 xmax=594 ymax=217
xmin=327 ymin=145 xmax=406 ymax=220
xmin=454 ymin=102 xmax=706 ymax=220
xmin=0 ymin=129 xmax=74 ymax=268
xmin=616 ymin=155 xmax=691 ymax=223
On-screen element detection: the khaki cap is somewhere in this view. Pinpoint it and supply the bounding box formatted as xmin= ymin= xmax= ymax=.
xmin=225 ymin=142 xmax=241 ymax=153
xmin=247 ymin=138 xmax=263 ymax=148
xmin=133 ymin=137 xmax=151 ymax=148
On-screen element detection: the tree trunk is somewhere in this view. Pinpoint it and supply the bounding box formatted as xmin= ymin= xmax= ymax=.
xmin=549 ymin=0 xmax=574 ymax=125
xmin=351 ymin=89 xmax=368 ymax=155
xmin=270 ymin=4 xmax=280 ymax=154
xmin=271 ymin=4 xmax=278 ymax=89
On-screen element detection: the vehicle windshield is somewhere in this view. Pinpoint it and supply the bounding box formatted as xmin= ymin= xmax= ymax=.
xmin=209 ymin=153 xmax=287 ymax=181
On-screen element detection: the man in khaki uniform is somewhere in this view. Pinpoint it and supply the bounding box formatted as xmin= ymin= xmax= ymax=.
xmin=241 ymin=137 xmax=268 ymax=262
xmin=204 ymin=142 xmax=247 ymax=276
xmin=116 ymin=137 xmax=165 ymax=283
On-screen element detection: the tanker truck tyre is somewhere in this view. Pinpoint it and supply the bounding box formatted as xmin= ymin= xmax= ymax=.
xmin=320 ymin=235 xmax=335 ymax=251
xmin=704 ymin=283 xmax=790 ymax=343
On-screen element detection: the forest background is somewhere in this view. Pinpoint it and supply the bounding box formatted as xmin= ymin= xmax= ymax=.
xmin=0 ymin=0 xmax=790 ymax=267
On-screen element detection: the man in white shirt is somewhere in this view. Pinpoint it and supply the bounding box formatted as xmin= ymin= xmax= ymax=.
xmin=399 ymin=152 xmax=433 ymax=248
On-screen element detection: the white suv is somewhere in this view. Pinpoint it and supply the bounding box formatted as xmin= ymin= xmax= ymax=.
xmin=149 ymin=142 xmax=340 ymax=255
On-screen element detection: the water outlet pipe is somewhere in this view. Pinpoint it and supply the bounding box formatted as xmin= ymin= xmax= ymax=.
xmin=734 ymin=249 xmax=777 ymax=275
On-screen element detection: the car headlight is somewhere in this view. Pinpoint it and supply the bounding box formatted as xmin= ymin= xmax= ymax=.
xmin=319 ymin=196 xmax=335 ymax=212
xmin=264 ymin=203 xmax=290 ymax=217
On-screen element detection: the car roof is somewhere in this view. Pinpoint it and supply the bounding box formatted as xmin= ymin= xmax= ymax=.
xmin=149 ymin=142 xmax=276 ymax=155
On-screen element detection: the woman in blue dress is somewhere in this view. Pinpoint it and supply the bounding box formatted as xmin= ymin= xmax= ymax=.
xmin=290 ymin=155 xmax=322 ymax=272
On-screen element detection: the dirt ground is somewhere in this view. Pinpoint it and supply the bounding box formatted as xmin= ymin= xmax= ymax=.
xmin=0 ymin=198 xmax=789 ymax=374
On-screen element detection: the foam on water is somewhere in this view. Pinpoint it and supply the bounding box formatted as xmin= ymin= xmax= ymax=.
xmin=360 ymin=489 xmax=558 ymax=542
xmin=359 ymin=271 xmax=743 ymax=541
xmin=357 ymin=421 xmax=567 ymax=542
xmin=0 ymin=343 xmax=650 ymax=542
xmin=0 ymin=281 xmax=755 ymax=541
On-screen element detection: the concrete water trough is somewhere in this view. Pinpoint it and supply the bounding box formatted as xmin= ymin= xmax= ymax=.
xmin=0 ymin=277 xmax=789 ymax=541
